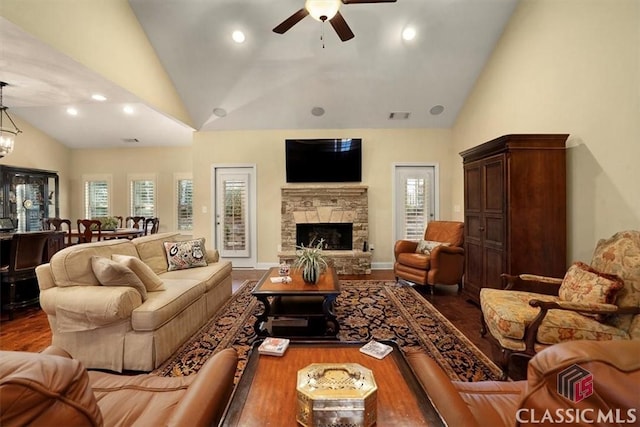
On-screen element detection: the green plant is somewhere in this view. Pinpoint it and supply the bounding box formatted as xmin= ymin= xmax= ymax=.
xmin=92 ymin=216 xmax=119 ymax=231
xmin=292 ymin=238 xmax=328 ymax=284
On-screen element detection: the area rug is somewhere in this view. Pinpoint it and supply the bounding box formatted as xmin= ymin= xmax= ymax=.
xmin=154 ymin=280 xmax=503 ymax=382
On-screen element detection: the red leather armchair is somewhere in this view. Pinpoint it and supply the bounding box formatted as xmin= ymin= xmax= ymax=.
xmin=406 ymin=340 xmax=640 ymax=427
xmin=394 ymin=220 xmax=464 ymax=293
xmin=0 ymin=346 xmax=238 ymax=427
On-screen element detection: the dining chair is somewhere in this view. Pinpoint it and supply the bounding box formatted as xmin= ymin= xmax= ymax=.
xmin=115 ymin=216 xmax=124 ymax=228
xmin=1 ymin=232 xmax=50 ymax=320
xmin=144 ymin=217 xmax=159 ymax=235
xmin=43 ymin=218 xmax=73 ymax=247
xmin=125 ymin=216 xmax=145 ymax=229
xmin=77 ymin=219 xmax=102 ymax=244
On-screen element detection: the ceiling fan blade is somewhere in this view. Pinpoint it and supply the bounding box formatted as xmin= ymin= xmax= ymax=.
xmin=341 ymin=0 xmax=397 ymax=4
xmin=273 ymin=8 xmax=309 ymax=34
xmin=330 ymin=11 xmax=355 ymax=42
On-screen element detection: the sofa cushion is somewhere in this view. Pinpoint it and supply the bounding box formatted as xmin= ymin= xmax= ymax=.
xmin=160 ymin=261 xmax=233 ymax=294
xmin=111 ymin=254 xmax=166 ymax=292
xmin=164 ymin=238 xmax=208 ymax=271
xmin=559 ymin=261 xmax=624 ymax=310
xmin=415 ymin=240 xmax=450 ymax=255
xmin=131 ymin=279 xmax=204 ymax=331
xmin=91 ymin=256 xmax=148 ymax=301
xmin=49 ymin=239 xmax=139 ymax=288
xmin=132 ymin=232 xmax=181 ymax=275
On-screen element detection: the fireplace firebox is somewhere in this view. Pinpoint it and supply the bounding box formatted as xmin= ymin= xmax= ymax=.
xmin=296 ymin=223 xmax=353 ymax=250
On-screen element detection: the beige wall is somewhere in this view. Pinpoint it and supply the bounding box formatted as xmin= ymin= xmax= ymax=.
xmin=69 ymin=147 xmax=192 ymax=233
xmin=193 ymin=129 xmax=453 ymax=266
xmin=0 ymin=116 xmax=72 ymax=218
xmin=451 ymin=0 xmax=640 ymax=263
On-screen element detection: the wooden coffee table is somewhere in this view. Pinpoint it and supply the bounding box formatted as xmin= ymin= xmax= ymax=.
xmin=252 ymin=267 xmax=341 ymax=338
xmin=219 ymin=341 xmax=444 ymax=426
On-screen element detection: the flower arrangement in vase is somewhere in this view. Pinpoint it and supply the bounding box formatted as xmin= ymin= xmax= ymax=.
xmin=293 ymin=238 xmax=328 ymax=284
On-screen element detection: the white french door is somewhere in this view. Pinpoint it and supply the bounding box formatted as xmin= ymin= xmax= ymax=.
xmin=393 ymin=164 xmax=438 ymax=242
xmin=213 ymin=165 xmax=256 ymax=267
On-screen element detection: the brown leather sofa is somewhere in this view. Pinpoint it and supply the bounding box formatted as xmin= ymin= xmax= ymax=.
xmin=406 ymin=340 xmax=640 ymax=427
xmin=0 ymin=346 xmax=238 ymax=427
xmin=394 ymin=220 xmax=464 ymax=293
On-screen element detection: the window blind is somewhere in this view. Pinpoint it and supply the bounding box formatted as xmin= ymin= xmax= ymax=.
xmin=176 ymin=179 xmax=193 ymax=231
xmin=403 ymin=177 xmax=426 ymax=240
xmin=85 ymin=180 xmax=109 ymax=218
xmin=131 ymin=180 xmax=155 ymax=217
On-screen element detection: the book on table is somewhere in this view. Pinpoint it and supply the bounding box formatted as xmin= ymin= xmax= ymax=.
xmin=258 ymin=337 xmax=290 ymax=356
xmin=359 ymin=340 xmax=393 ymax=360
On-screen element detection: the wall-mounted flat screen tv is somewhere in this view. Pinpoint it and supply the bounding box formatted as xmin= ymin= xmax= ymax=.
xmin=285 ymin=138 xmax=362 ymax=183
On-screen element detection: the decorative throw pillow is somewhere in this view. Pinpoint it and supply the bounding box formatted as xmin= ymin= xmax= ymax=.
xmin=164 ymin=238 xmax=208 ymax=271
xmin=111 ymin=254 xmax=166 ymax=292
xmin=415 ymin=240 xmax=450 ymax=255
xmin=558 ymin=261 xmax=624 ymax=319
xmin=90 ymin=256 xmax=148 ymax=301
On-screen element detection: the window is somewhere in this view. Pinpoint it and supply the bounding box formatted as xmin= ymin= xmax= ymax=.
xmin=175 ymin=173 xmax=193 ymax=231
xmin=83 ymin=175 xmax=111 ymax=218
xmin=128 ymin=174 xmax=156 ymax=217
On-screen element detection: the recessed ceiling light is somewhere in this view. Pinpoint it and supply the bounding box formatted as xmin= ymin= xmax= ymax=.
xmin=123 ymin=105 xmax=134 ymax=115
xmin=213 ymin=108 xmax=227 ymax=117
xmin=91 ymin=94 xmax=107 ymax=101
xmin=402 ymin=27 xmax=416 ymax=41
xmin=430 ymin=105 xmax=445 ymax=115
xmin=66 ymin=107 xmax=78 ymax=116
xmin=232 ymin=30 xmax=245 ymax=43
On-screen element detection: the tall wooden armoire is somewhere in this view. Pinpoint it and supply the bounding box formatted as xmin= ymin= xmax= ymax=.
xmin=459 ymin=134 xmax=568 ymax=304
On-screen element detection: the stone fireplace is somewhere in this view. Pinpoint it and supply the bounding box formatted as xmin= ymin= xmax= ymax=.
xmin=279 ymin=184 xmax=371 ymax=275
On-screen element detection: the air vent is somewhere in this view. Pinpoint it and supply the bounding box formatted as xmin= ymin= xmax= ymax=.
xmin=122 ymin=138 xmax=140 ymax=143
xmin=388 ymin=112 xmax=411 ymax=120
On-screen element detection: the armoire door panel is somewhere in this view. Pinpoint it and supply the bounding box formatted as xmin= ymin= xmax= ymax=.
xmin=483 ymin=157 xmax=504 ymax=213
xmin=464 ymin=163 xmax=482 ymax=212
xmin=465 ymin=215 xmax=482 ymax=240
xmin=484 ymin=247 xmax=505 ymax=289
xmin=484 ymin=216 xmax=504 ymax=247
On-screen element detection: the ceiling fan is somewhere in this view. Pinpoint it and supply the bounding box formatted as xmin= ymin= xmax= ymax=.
xmin=273 ymin=0 xmax=398 ymax=42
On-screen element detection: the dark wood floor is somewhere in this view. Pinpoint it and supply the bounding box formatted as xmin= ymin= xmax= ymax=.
xmin=0 ymin=269 xmax=492 ymax=363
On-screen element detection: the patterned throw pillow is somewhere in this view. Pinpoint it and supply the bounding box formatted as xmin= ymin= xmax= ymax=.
xmin=164 ymin=238 xmax=208 ymax=271
xmin=558 ymin=261 xmax=624 ymax=319
xmin=415 ymin=240 xmax=450 ymax=255
xmin=90 ymin=256 xmax=148 ymax=301
xmin=111 ymin=254 xmax=166 ymax=292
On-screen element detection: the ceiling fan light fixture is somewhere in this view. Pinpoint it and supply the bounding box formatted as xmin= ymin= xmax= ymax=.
xmin=305 ymin=0 xmax=341 ymax=22
xmin=0 ymin=82 xmax=22 ymax=158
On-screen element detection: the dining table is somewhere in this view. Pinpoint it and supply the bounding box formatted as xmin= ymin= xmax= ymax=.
xmin=70 ymin=227 xmax=145 ymax=242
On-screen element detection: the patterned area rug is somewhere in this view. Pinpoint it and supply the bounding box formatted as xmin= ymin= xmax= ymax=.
xmin=154 ymin=280 xmax=502 ymax=382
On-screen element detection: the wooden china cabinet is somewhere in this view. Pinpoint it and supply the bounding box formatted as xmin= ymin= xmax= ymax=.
xmin=459 ymin=134 xmax=568 ymax=305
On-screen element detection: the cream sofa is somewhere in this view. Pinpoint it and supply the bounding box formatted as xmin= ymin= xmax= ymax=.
xmin=35 ymin=232 xmax=233 ymax=372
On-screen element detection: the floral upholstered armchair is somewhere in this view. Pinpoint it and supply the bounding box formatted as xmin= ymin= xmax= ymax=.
xmin=480 ymin=230 xmax=640 ymax=379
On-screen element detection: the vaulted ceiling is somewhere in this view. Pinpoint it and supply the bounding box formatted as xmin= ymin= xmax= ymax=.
xmin=0 ymin=0 xmax=519 ymax=149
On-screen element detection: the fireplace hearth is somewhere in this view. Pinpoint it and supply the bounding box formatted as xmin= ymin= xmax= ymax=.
xmin=296 ymin=223 xmax=353 ymax=250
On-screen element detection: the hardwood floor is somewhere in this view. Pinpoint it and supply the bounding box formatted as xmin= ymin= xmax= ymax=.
xmin=0 ymin=269 xmax=492 ymax=363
